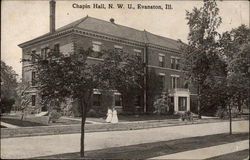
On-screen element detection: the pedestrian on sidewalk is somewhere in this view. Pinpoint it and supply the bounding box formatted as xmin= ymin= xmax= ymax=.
xmin=111 ymin=107 xmax=118 ymax=123
xmin=106 ymin=108 xmax=112 ymax=123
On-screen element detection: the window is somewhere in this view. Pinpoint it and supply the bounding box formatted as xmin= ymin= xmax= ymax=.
xmin=92 ymin=41 xmax=101 ymax=52
xmin=159 ymin=54 xmax=165 ymax=67
xmin=115 ymin=94 xmax=122 ymax=106
xmin=92 ymin=41 xmax=102 ymax=58
xmin=171 ymin=76 xmax=180 ymax=89
xmin=41 ymin=47 xmax=49 ymax=59
xmin=159 ymin=74 xmax=165 ymax=91
xmin=31 ymin=95 xmax=36 ymax=106
xmin=31 ymin=50 xmax=36 ymax=62
xmin=114 ymin=45 xmax=123 ymax=53
xmin=176 ymin=59 xmax=180 ymax=70
xmin=54 ymin=44 xmax=60 ymax=55
xmin=93 ymin=94 xmax=101 ymax=106
xmin=171 ymin=57 xmax=180 ymax=70
xmin=31 ymin=71 xmax=36 ymax=86
xmin=171 ymin=58 xmax=175 ymax=69
xmin=134 ymin=49 xmax=142 ymax=56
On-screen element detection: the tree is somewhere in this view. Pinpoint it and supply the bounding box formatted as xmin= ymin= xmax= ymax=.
xmin=1 ymin=60 xmax=18 ymax=113
xmin=30 ymin=48 xmax=98 ymax=157
xmin=94 ymin=50 xmax=145 ymax=113
xmin=182 ymin=0 xmax=225 ymax=118
xmin=220 ymin=25 xmax=250 ymax=112
xmin=30 ymin=48 xmax=145 ymax=157
xmin=146 ymin=68 xmax=163 ymax=113
xmin=220 ymin=25 xmax=250 ymax=135
xmin=15 ymin=81 xmax=32 ymax=120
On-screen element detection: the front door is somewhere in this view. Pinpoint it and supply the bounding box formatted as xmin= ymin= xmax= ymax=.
xmin=178 ymin=97 xmax=187 ymax=111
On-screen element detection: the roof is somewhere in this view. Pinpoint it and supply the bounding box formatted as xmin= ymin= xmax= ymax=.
xmin=19 ymin=16 xmax=183 ymax=51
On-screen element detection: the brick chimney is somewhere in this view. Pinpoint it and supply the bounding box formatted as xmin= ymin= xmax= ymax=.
xmin=50 ymin=0 xmax=56 ymax=33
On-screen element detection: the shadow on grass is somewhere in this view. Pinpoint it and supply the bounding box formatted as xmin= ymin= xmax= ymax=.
xmin=206 ymin=149 xmax=249 ymax=160
xmin=33 ymin=132 xmax=249 ymax=159
xmin=1 ymin=118 xmax=47 ymax=127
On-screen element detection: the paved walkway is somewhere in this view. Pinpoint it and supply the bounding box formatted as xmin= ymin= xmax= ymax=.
xmin=1 ymin=120 xmax=249 ymax=159
xmin=0 ymin=122 xmax=19 ymax=128
xmin=61 ymin=116 xmax=103 ymax=124
xmin=151 ymin=140 xmax=249 ymax=159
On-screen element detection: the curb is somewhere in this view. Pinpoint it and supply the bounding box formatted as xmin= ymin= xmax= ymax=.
xmin=1 ymin=119 xmax=248 ymax=139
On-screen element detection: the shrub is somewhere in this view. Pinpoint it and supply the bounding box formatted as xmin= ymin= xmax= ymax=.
xmin=49 ymin=110 xmax=61 ymax=123
xmin=215 ymin=107 xmax=228 ymax=119
xmin=87 ymin=109 xmax=97 ymax=117
xmin=180 ymin=111 xmax=193 ymax=121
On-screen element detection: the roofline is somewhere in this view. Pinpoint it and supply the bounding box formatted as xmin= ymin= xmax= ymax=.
xmin=18 ymin=16 xmax=185 ymax=53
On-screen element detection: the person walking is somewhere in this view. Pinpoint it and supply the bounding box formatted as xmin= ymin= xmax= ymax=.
xmin=105 ymin=108 xmax=112 ymax=123
xmin=111 ymin=107 xmax=118 ymax=123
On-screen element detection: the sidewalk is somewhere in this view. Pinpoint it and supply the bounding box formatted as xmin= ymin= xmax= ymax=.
xmin=1 ymin=122 xmax=19 ymax=128
xmin=151 ymin=140 xmax=249 ymax=159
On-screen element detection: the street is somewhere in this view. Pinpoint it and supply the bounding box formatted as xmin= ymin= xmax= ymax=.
xmin=1 ymin=120 xmax=248 ymax=159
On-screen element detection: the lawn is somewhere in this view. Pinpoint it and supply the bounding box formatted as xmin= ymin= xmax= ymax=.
xmin=1 ymin=115 xmax=82 ymax=127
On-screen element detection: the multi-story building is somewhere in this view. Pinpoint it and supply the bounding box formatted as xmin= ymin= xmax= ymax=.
xmin=19 ymin=0 xmax=197 ymax=114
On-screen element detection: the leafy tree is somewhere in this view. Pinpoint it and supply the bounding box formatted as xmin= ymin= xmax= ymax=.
xmin=182 ymin=0 xmax=225 ymax=118
xmin=94 ymin=50 xmax=145 ymax=113
xmin=146 ymin=68 xmax=163 ymax=113
xmin=29 ymin=48 xmax=145 ymax=157
xmin=30 ymin=48 xmax=98 ymax=157
xmin=15 ymin=81 xmax=32 ymax=120
xmin=220 ymin=25 xmax=250 ymax=112
xmin=1 ymin=60 xmax=18 ymax=113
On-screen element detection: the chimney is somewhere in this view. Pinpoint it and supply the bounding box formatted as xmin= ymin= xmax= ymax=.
xmin=50 ymin=0 xmax=56 ymax=33
xmin=110 ymin=18 xmax=115 ymax=23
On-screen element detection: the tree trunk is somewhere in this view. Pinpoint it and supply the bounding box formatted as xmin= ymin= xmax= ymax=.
xmin=229 ymin=104 xmax=232 ymax=135
xmin=80 ymin=98 xmax=87 ymax=157
xmin=197 ymin=84 xmax=202 ymax=119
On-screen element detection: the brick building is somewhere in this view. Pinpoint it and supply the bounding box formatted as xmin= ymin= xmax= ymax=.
xmin=19 ymin=1 xmax=197 ymax=114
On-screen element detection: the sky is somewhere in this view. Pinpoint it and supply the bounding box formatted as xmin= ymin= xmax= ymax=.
xmin=1 ymin=0 xmax=249 ymax=80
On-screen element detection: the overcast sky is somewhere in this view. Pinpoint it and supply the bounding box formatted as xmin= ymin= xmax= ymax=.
xmin=1 ymin=0 xmax=249 ymax=79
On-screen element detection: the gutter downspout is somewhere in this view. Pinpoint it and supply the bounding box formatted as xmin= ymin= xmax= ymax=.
xmin=143 ymin=30 xmax=149 ymax=113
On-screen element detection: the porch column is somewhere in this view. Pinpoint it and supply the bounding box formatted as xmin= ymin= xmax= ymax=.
xmin=174 ymin=95 xmax=178 ymax=112
xmin=187 ymin=96 xmax=190 ymax=111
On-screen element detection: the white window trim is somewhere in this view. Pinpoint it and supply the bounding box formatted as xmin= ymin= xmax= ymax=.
xmin=171 ymin=56 xmax=180 ymax=59
xmin=114 ymin=92 xmax=121 ymax=95
xmin=159 ymin=73 xmax=165 ymax=76
xmin=114 ymin=45 xmax=123 ymax=49
xmin=134 ymin=49 xmax=141 ymax=53
xmin=93 ymin=89 xmax=101 ymax=94
xmin=92 ymin=41 xmax=102 ymax=45
xmin=171 ymin=74 xmax=180 ymax=77
xmin=159 ymin=53 xmax=165 ymax=57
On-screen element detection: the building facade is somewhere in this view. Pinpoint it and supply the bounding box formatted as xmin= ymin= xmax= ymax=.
xmin=19 ymin=1 xmax=197 ymax=114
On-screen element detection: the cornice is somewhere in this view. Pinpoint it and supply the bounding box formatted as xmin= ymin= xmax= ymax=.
xmin=19 ymin=29 xmax=74 ymax=48
xmin=19 ymin=27 xmax=183 ymax=54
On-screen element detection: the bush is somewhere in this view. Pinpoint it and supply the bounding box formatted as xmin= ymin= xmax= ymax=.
xmin=0 ymin=98 xmax=15 ymax=114
xmin=49 ymin=110 xmax=61 ymax=123
xmin=215 ymin=107 xmax=228 ymax=119
xmin=179 ymin=111 xmax=193 ymax=121
xmin=87 ymin=109 xmax=97 ymax=117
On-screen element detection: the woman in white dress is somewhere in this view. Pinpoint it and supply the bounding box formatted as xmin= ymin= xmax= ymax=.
xmin=111 ymin=107 xmax=119 ymax=123
xmin=105 ymin=108 xmax=112 ymax=123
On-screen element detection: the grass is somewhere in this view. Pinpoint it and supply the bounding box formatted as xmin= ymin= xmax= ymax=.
xmin=1 ymin=115 xmax=83 ymax=127
xmin=206 ymin=149 xmax=249 ymax=160
xmin=1 ymin=117 xmax=47 ymax=127
xmin=33 ymin=132 xmax=249 ymax=159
